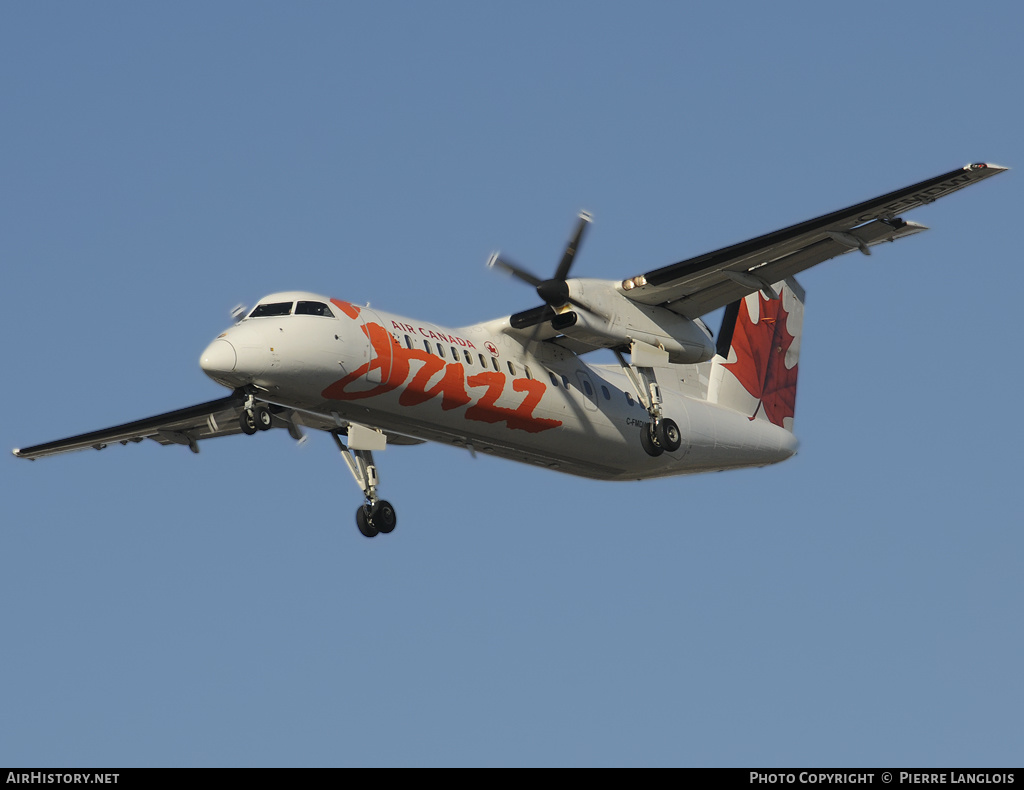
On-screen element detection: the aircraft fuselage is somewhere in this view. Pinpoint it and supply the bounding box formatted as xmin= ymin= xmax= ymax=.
xmin=200 ymin=291 xmax=798 ymax=481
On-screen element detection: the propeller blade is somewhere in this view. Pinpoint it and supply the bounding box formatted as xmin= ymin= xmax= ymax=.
xmin=553 ymin=211 xmax=591 ymax=282
xmin=487 ymin=252 xmax=543 ymax=287
xmin=489 ymin=210 xmax=602 ymax=330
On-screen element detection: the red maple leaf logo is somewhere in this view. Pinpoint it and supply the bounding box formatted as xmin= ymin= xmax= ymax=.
xmin=722 ymin=293 xmax=798 ymax=427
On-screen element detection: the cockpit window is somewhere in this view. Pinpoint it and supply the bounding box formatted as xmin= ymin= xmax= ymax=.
xmin=249 ymin=302 xmax=293 ymax=318
xmin=295 ymin=301 xmax=335 ymax=317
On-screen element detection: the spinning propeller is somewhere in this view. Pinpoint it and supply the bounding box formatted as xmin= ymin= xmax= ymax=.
xmin=488 ymin=211 xmax=608 ymax=329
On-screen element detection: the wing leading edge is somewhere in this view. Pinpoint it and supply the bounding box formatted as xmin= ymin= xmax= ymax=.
xmin=620 ymin=162 xmax=1007 ymax=319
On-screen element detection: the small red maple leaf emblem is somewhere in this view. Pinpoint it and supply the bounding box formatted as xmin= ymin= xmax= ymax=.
xmin=722 ymin=293 xmax=798 ymax=427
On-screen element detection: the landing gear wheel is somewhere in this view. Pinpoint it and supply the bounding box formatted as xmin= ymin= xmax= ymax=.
xmin=656 ymin=418 xmax=681 ymax=452
xmin=640 ymin=422 xmax=664 ymax=457
xmin=239 ymin=409 xmax=258 ymax=435
xmin=253 ymin=404 xmax=273 ymax=431
xmin=356 ymin=505 xmax=379 ymax=538
xmin=373 ymin=500 xmax=397 ymax=534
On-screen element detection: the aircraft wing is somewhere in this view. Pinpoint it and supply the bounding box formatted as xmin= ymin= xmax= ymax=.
xmin=620 ymin=163 xmax=1007 ymax=319
xmin=13 ymin=393 xmax=428 ymax=460
xmin=12 ymin=393 xmax=256 ymax=459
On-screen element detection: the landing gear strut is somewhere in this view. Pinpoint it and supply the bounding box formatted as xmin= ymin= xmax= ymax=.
xmin=332 ymin=431 xmax=398 ymax=538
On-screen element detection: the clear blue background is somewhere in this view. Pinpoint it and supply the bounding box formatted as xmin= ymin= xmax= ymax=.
xmin=3 ymin=1 xmax=1021 ymax=767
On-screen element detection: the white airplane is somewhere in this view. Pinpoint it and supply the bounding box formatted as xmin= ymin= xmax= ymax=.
xmin=14 ymin=163 xmax=1006 ymax=537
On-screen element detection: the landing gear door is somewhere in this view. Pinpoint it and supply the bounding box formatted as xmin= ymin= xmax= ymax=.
xmin=359 ymin=309 xmax=392 ymax=385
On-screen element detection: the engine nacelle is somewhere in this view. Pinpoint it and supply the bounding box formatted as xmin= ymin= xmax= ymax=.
xmin=556 ymin=279 xmax=716 ymax=364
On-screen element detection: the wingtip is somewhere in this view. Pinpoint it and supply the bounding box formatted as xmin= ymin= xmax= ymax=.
xmin=967 ymin=162 xmax=1009 ymax=173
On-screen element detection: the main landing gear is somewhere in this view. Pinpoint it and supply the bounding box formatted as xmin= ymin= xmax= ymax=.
xmin=236 ymin=392 xmax=397 ymax=539
xmin=640 ymin=416 xmax=682 ymax=457
xmin=331 ymin=431 xmax=398 ymax=539
xmin=355 ymin=499 xmax=397 ymax=539
xmin=613 ymin=346 xmax=682 ymax=458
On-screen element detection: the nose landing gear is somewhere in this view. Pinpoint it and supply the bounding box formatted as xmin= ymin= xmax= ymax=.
xmin=238 ymin=394 xmax=274 ymax=435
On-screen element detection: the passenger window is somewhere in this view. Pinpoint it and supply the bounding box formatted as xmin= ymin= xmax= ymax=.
xmin=625 ymin=392 xmax=634 ymax=406
xmin=491 ymin=357 xmax=500 ymax=372
xmin=404 ymin=335 xmax=414 ymax=349
xmin=583 ymin=380 xmax=594 ymax=398
xmin=295 ymin=301 xmax=335 ymax=317
xmin=424 ymin=340 xmax=432 ymax=353
xmin=249 ymin=302 xmax=293 ymax=318
xmin=601 ymin=385 xmax=611 ymax=400
xmin=436 ymin=343 xmax=445 ymax=356
xmin=464 ymin=349 xmax=474 ymax=365
xmin=451 ymin=346 xmax=459 ymax=361
xmin=561 ymin=376 xmax=570 ymax=389
xmin=548 ymin=371 xmax=559 ymax=387
xmin=524 ymin=366 xmax=533 ymax=380
xmin=479 ymin=354 xmax=487 ymax=368
xmin=507 ymin=361 xmax=517 ymax=376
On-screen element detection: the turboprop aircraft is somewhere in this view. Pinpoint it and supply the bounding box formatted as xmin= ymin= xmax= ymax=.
xmin=13 ymin=163 xmax=1006 ymax=537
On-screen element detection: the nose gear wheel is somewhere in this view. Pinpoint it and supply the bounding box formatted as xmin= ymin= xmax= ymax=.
xmin=253 ymin=404 xmax=273 ymax=431
xmin=239 ymin=409 xmax=258 ymax=435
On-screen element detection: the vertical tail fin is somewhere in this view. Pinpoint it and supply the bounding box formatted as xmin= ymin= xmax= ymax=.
xmin=708 ymin=277 xmax=805 ymax=432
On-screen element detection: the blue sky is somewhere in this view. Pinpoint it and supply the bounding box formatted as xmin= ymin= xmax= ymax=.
xmin=3 ymin=1 xmax=1021 ymax=767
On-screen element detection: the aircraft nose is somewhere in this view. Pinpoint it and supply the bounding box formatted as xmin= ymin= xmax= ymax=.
xmin=200 ymin=339 xmax=237 ymax=378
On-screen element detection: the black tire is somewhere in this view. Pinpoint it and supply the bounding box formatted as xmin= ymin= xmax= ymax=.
xmin=356 ymin=506 xmax=378 ymax=538
xmin=656 ymin=418 xmax=682 ymax=452
xmin=374 ymin=501 xmax=397 ymax=534
xmin=254 ymin=404 xmax=273 ymax=431
xmin=640 ymin=422 xmax=664 ymax=457
xmin=239 ymin=410 xmax=258 ymax=436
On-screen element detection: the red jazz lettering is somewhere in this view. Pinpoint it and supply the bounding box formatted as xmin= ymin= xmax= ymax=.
xmin=323 ymin=316 xmax=560 ymax=433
